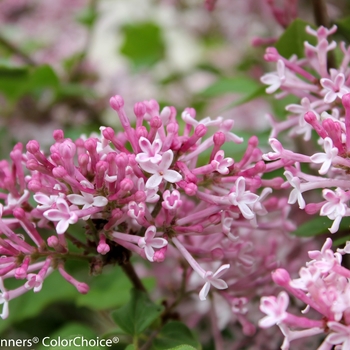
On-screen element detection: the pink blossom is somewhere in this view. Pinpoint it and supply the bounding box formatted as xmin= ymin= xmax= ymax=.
xmin=139 ymin=150 xmax=182 ymax=188
xmin=259 ymin=291 xmax=289 ymax=328
xmin=43 ymin=198 xmax=78 ymax=234
xmin=138 ymin=226 xmax=167 ymax=262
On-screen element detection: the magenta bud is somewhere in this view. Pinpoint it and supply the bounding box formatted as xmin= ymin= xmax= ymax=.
xmin=134 ymin=190 xmax=146 ymax=202
xmin=110 ymin=95 xmax=124 ymax=111
xmin=53 ymin=129 xmax=64 ymax=141
xmin=96 ymin=161 xmax=108 ymax=174
xmin=134 ymin=102 xmax=146 ymax=118
xmin=102 ymin=127 xmax=115 ymax=141
xmin=26 ymin=140 xmax=40 ymax=154
xmin=59 ymin=140 xmax=76 ymax=159
xmin=213 ymin=132 xmax=225 ymax=146
xmin=120 ymin=178 xmax=133 ymax=192
xmin=13 ymin=208 xmax=26 ymax=220
xmin=136 ymin=126 xmax=148 ymax=139
xmin=76 ymin=282 xmax=90 ymax=294
xmin=211 ymin=248 xmax=224 ymax=260
xmin=28 ymin=180 xmax=41 ymax=192
xmin=248 ymin=135 xmax=259 ymax=147
xmin=78 ymin=153 xmax=89 ymax=167
xmin=342 ymin=93 xmax=350 ymax=109
xmin=47 ymin=236 xmax=59 ymax=247
xmin=304 ymin=111 xmax=317 ymax=123
xmin=97 ymin=243 xmax=110 ymax=255
xmin=167 ymin=122 xmax=178 ymax=134
xmin=150 ymin=116 xmax=162 ymax=129
xmin=116 ymin=153 xmax=129 ymax=168
xmin=272 ymin=268 xmax=290 ymax=286
xmin=264 ymin=47 xmax=279 ymax=62
xmin=52 ymin=166 xmax=67 ymax=178
xmin=26 ymin=159 xmax=39 ymax=171
xmin=185 ymin=183 xmax=197 ymax=196
xmin=195 ymin=124 xmax=207 ymax=137
xmin=84 ymin=138 xmax=97 ymax=153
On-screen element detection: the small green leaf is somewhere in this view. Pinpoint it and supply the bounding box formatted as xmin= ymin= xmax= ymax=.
xmin=275 ymin=19 xmax=316 ymax=58
xmin=167 ymin=346 xmax=197 ymax=350
xmin=76 ymin=266 xmax=155 ymax=311
xmin=292 ymin=216 xmax=350 ymax=237
xmin=120 ymin=22 xmax=165 ymax=69
xmin=124 ymin=346 xmax=136 ymax=350
xmin=76 ymin=7 xmax=98 ymax=27
xmin=152 ymin=321 xmax=200 ymax=350
xmin=199 ymin=77 xmax=259 ymax=97
xmin=37 ymin=323 xmax=98 ymax=350
xmin=111 ymin=288 xmax=164 ymax=336
xmin=335 ymin=16 xmax=350 ymax=43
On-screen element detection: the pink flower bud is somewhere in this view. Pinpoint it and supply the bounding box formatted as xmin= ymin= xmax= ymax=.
xmin=53 ymin=130 xmax=64 ymax=141
xmin=134 ymin=101 xmax=146 ymax=118
xmin=110 ymin=95 xmax=124 ymax=111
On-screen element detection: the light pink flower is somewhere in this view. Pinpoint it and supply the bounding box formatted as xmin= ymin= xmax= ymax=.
xmin=310 ymin=137 xmax=338 ymax=175
xmin=139 ymin=150 xmax=182 ymax=188
xmin=135 ymin=137 xmax=162 ymax=164
xmin=228 ymin=177 xmax=259 ymax=220
xmin=199 ymin=264 xmax=230 ymax=301
xmin=43 ymin=198 xmax=78 ymax=234
xmin=138 ymin=226 xmax=167 ymax=262
xmin=259 ymin=291 xmax=289 ymax=328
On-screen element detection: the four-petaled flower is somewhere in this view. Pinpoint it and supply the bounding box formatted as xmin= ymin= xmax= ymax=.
xmin=25 ymin=274 xmax=43 ymax=293
xmin=67 ymin=192 xmax=108 ymax=219
xmin=139 ymin=150 xmax=182 ymax=188
xmin=211 ymin=150 xmax=234 ymax=174
xmin=320 ymin=188 xmax=349 ymax=233
xmin=310 ymin=137 xmax=338 ymax=175
xmin=326 ymin=322 xmax=350 ymax=350
xmin=135 ymin=137 xmax=162 ymax=164
xmin=320 ymin=72 xmax=350 ymax=103
xmin=138 ymin=226 xmax=168 ymax=262
xmin=228 ymin=177 xmax=259 ymax=220
xmin=199 ymin=264 xmax=230 ymax=301
xmin=284 ymin=171 xmax=305 ymax=209
xmin=259 ymin=291 xmax=289 ymax=328
xmin=260 ymin=59 xmax=286 ymax=94
xmin=43 ymin=198 xmax=78 ymax=234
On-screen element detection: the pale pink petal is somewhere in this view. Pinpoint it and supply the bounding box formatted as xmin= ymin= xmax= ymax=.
xmin=163 ymin=170 xmax=182 ymax=183
xmin=199 ymin=282 xmax=211 ymax=301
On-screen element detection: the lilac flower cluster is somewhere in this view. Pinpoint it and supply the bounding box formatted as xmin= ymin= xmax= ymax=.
xmin=261 ymin=25 xmax=350 ymax=234
xmin=259 ymin=238 xmax=350 ymax=350
xmin=258 ymin=24 xmax=350 ymax=349
xmin=0 ymin=94 xmax=295 ymax=326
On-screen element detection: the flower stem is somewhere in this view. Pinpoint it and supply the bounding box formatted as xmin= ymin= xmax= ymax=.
xmin=120 ymin=261 xmax=147 ymax=292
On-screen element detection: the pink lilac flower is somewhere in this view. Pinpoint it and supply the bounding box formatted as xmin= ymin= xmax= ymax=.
xmin=259 ymin=238 xmax=350 ymax=349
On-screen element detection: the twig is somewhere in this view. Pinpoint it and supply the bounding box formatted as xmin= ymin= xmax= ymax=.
xmin=120 ymin=261 xmax=147 ymax=292
xmin=311 ymin=0 xmax=336 ymax=70
xmin=0 ymin=34 xmax=36 ymax=66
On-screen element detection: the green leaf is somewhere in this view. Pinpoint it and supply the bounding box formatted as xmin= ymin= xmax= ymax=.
xmin=120 ymin=22 xmax=165 ymax=69
xmin=124 ymin=346 xmax=136 ymax=350
xmin=111 ymin=288 xmax=164 ymax=336
xmin=152 ymin=321 xmax=200 ymax=350
xmin=199 ymin=77 xmax=259 ymax=97
xmin=0 ymin=64 xmax=59 ymax=102
xmin=275 ymin=19 xmax=316 ymax=58
xmin=37 ymin=323 xmax=98 ymax=350
xmin=0 ymin=272 xmax=78 ymax=333
xmin=76 ymin=266 xmax=155 ymax=311
xmin=76 ymin=7 xmax=98 ymax=27
xmin=292 ymin=216 xmax=350 ymax=237
xmin=167 ymin=346 xmax=197 ymax=350
xmin=335 ymin=16 xmax=350 ymax=43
